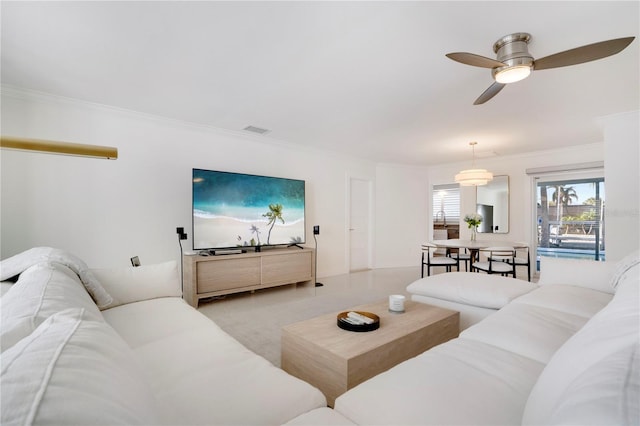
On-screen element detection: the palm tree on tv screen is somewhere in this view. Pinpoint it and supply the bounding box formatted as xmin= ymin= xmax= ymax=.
xmin=263 ymin=203 xmax=285 ymax=245
xmin=249 ymin=224 xmax=261 ymax=246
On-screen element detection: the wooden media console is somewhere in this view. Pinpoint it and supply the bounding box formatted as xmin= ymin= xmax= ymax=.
xmin=182 ymin=248 xmax=314 ymax=307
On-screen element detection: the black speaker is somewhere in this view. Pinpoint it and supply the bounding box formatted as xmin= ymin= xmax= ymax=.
xmin=313 ymin=225 xmax=323 ymax=287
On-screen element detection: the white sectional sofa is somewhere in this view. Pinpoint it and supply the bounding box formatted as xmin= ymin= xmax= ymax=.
xmin=288 ymin=253 xmax=639 ymax=425
xmin=0 ymin=247 xmax=326 ymax=425
xmin=3 ymin=247 xmax=638 ymax=425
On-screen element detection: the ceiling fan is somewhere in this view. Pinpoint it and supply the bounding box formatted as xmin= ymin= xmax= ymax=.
xmin=446 ymin=33 xmax=635 ymax=105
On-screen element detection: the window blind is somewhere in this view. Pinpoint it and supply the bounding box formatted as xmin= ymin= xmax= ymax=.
xmin=433 ymin=184 xmax=460 ymax=223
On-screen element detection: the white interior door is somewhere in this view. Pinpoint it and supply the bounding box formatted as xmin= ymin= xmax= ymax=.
xmin=349 ymin=177 xmax=371 ymax=272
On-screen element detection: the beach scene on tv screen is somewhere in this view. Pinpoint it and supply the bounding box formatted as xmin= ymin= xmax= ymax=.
xmin=193 ymin=170 xmax=305 ymax=249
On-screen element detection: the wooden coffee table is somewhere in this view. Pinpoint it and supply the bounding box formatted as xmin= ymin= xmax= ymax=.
xmin=281 ymin=299 xmax=459 ymax=407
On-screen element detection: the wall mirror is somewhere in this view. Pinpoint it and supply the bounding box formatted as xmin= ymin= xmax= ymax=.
xmin=476 ymin=175 xmax=509 ymax=233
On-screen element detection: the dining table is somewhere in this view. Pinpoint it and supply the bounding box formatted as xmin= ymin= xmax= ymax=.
xmin=430 ymin=239 xmax=528 ymax=264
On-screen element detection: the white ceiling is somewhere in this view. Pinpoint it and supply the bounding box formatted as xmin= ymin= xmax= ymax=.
xmin=1 ymin=1 xmax=638 ymax=166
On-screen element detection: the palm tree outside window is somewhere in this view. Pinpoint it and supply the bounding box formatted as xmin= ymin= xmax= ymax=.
xmin=536 ymin=177 xmax=605 ymax=268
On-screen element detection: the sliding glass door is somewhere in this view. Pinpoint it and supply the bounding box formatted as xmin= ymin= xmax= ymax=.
xmin=536 ymin=176 xmax=605 ymax=269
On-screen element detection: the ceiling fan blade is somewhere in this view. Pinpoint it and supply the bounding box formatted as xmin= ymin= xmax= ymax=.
xmin=474 ymin=82 xmax=506 ymax=105
xmin=446 ymin=52 xmax=505 ymax=69
xmin=534 ymin=36 xmax=635 ymax=70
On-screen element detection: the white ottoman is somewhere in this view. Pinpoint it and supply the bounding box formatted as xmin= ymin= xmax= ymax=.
xmin=407 ymin=272 xmax=538 ymax=330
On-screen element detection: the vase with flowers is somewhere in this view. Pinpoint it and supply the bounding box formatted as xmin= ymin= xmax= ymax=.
xmin=464 ymin=213 xmax=483 ymax=241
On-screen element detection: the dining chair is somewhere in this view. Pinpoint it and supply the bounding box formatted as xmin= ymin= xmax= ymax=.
xmin=451 ymin=248 xmax=472 ymax=272
xmin=432 ymin=229 xmax=449 ymax=256
xmin=421 ymin=243 xmax=459 ymax=277
xmin=471 ymin=247 xmax=517 ymax=278
xmin=488 ymin=245 xmax=531 ymax=281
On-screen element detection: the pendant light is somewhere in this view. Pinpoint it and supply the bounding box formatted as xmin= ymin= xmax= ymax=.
xmin=455 ymin=142 xmax=493 ymax=186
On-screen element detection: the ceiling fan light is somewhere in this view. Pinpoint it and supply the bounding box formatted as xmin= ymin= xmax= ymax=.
xmin=495 ymin=65 xmax=531 ymax=84
xmin=455 ymin=168 xmax=494 ymax=186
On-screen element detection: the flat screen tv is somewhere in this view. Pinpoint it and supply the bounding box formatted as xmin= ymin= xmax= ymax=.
xmin=192 ymin=169 xmax=306 ymax=251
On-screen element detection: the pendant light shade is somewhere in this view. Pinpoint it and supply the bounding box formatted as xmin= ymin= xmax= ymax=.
xmin=455 ymin=168 xmax=494 ymax=186
xmin=455 ymin=142 xmax=493 ymax=186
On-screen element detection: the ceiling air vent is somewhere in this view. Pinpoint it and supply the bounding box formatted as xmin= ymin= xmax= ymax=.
xmin=243 ymin=125 xmax=271 ymax=135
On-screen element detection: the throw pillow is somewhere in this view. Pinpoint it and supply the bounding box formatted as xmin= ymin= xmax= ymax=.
xmin=1 ymin=262 xmax=103 ymax=352
xmin=0 ymin=247 xmax=112 ymax=308
xmin=537 ymin=256 xmax=617 ymax=294
xmin=91 ymin=260 xmax=181 ymax=310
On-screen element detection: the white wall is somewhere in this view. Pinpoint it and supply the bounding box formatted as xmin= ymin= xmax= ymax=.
xmin=2 ymin=87 xmax=637 ymax=275
xmin=374 ymin=164 xmax=429 ymax=268
xmin=0 ymin=88 xmax=376 ymax=277
xmin=602 ymin=110 xmax=640 ymax=260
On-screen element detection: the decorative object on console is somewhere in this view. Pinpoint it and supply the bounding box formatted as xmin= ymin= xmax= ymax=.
xmin=455 ymin=142 xmax=493 ymax=186
xmin=0 ymin=136 xmax=118 ymax=160
xmin=464 ymin=213 xmax=483 ymax=241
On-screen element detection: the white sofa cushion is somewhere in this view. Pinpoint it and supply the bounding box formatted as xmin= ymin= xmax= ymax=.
xmin=511 ymin=284 xmax=612 ymax=319
xmin=1 ymin=262 xmax=103 ymax=352
xmin=407 ymin=272 xmax=538 ymax=309
xmin=102 ymin=297 xmax=327 ymax=425
xmin=522 ymin=265 xmax=639 ymax=425
xmin=0 ymin=247 xmax=112 ymax=308
xmin=0 ymin=308 xmax=159 ymax=425
xmin=538 ymin=256 xmax=617 ymax=294
xmin=334 ymin=338 xmax=545 ymax=425
xmin=90 ymin=260 xmax=181 ymax=310
xmin=460 ymin=303 xmax=589 ymax=364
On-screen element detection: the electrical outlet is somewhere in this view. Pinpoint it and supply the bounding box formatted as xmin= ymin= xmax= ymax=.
xmin=130 ymin=256 xmax=141 ymax=267
xmin=313 ymin=225 xmax=320 ymax=235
